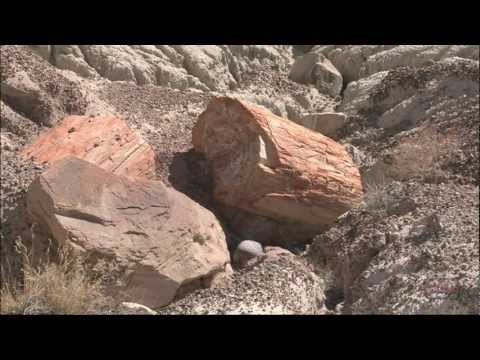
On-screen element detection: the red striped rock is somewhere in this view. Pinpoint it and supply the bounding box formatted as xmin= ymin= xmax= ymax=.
xmin=192 ymin=97 xmax=363 ymax=227
xmin=22 ymin=115 xmax=156 ymax=179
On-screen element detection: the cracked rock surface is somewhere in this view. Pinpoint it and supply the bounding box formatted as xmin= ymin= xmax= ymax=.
xmin=192 ymin=97 xmax=363 ymax=244
xmin=22 ymin=115 xmax=157 ymax=179
xmin=25 ymin=156 xmax=230 ymax=309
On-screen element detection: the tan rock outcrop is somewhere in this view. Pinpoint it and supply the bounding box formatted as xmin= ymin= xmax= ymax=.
xmin=22 ymin=115 xmax=156 ymax=179
xmin=289 ymin=52 xmax=343 ymax=97
xmin=26 ymin=156 xmax=230 ymax=308
xmin=299 ymin=112 xmax=347 ymax=137
xmin=192 ymin=97 xmax=363 ymax=227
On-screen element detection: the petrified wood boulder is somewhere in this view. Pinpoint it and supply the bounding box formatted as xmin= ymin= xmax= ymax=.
xmin=192 ymin=97 xmax=363 ymax=236
xmin=22 ymin=115 xmax=156 ymax=179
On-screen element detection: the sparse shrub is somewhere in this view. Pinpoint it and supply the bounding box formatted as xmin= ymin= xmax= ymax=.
xmin=362 ymin=172 xmax=395 ymax=212
xmin=0 ymin=241 xmax=112 ymax=314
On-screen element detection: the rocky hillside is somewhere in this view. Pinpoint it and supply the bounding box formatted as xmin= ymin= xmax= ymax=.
xmin=1 ymin=45 xmax=478 ymax=314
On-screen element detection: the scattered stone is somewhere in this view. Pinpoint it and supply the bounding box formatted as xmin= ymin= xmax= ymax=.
xmin=233 ymin=240 xmax=264 ymax=268
xmin=387 ymin=197 xmax=417 ymax=216
xmin=407 ymin=213 xmax=442 ymax=244
xmin=1 ymin=71 xmax=44 ymax=123
xmin=119 ymin=302 xmax=157 ymax=315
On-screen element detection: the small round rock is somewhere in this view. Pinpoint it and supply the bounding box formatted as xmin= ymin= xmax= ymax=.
xmin=233 ymin=240 xmax=264 ymax=267
xmin=119 ymin=302 xmax=157 ymax=315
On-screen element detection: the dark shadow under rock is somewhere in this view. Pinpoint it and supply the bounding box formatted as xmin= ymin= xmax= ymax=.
xmin=217 ymin=204 xmax=326 ymax=251
xmin=168 ymin=150 xmax=214 ymax=211
xmin=168 ymin=150 xmax=242 ymax=253
xmin=169 ymin=149 xmax=328 ymax=251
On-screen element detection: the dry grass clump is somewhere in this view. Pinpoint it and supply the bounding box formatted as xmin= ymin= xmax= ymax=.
xmin=362 ymin=172 xmax=395 ymax=212
xmin=1 ymin=241 xmax=113 ymax=315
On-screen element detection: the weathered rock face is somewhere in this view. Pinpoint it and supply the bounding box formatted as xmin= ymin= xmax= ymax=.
xmin=311 ymin=45 xmax=479 ymax=84
xmin=339 ymin=57 xmax=479 ymax=131
xmin=26 ymin=156 xmax=230 ymax=308
xmin=22 ymin=115 xmax=157 ymax=179
xmin=307 ymin=181 xmax=479 ymax=314
xmin=1 ymin=71 xmax=44 ymax=122
xmin=25 ymin=45 xmax=340 ymax=127
xmin=159 ymin=248 xmax=326 ymax=315
xmin=289 ymin=52 xmax=343 ymax=97
xmin=1 ymin=100 xmax=40 ymax=144
xmin=192 ymin=97 xmax=363 ymax=230
xmin=0 ymin=46 xmax=88 ymax=127
xmin=28 ymin=45 xmax=295 ymax=91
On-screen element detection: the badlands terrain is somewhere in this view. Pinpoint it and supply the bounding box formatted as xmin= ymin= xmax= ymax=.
xmin=0 ymin=45 xmax=478 ymax=314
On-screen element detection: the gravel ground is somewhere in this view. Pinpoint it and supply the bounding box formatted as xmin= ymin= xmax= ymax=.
xmin=158 ymin=252 xmax=325 ymax=315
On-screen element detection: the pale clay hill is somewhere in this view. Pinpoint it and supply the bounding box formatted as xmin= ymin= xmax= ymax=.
xmin=0 ymin=45 xmax=478 ymax=314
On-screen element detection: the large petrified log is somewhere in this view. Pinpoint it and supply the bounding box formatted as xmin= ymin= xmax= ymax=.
xmin=22 ymin=115 xmax=156 ymax=179
xmin=26 ymin=156 xmax=230 ymax=308
xmin=192 ymin=97 xmax=363 ymax=239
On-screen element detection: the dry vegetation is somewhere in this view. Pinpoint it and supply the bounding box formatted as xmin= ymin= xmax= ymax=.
xmin=362 ymin=172 xmax=394 ymax=212
xmin=1 ymin=241 xmax=115 ymax=315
